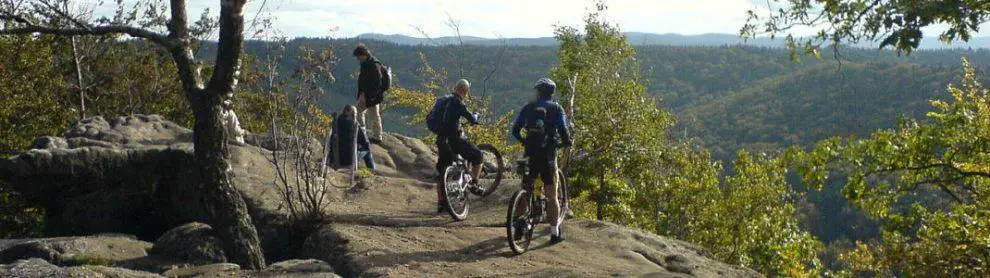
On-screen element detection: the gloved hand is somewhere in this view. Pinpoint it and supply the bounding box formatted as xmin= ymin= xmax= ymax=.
xmin=471 ymin=113 xmax=481 ymax=124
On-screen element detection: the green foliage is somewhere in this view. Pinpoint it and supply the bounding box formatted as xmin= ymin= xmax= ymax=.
xmin=0 ymin=35 xmax=74 ymax=156
xmin=706 ymin=151 xmax=823 ymax=276
xmin=682 ymin=60 xmax=965 ymax=162
xmin=742 ymin=0 xmax=990 ymax=55
xmin=795 ymin=59 xmax=990 ymax=276
xmin=61 ymin=39 xmax=192 ymax=125
xmin=0 ymin=35 xmax=277 ymax=239
xmin=0 ymin=182 xmax=44 ymax=238
xmin=550 ymin=6 xmax=821 ymax=276
xmin=551 ymin=5 xmax=674 ymax=210
xmin=0 ymin=35 xmax=69 ymax=238
xmin=388 ymin=52 xmax=520 ymax=155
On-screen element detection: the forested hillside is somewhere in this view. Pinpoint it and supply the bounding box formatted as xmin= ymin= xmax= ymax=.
xmin=234 ymin=38 xmax=990 ymax=161
xmin=245 ymin=41 xmax=990 ymax=249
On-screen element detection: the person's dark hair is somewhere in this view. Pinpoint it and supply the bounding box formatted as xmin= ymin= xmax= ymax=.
xmin=352 ymin=44 xmax=371 ymax=57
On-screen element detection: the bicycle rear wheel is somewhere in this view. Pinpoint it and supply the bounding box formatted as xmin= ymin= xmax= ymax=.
xmin=443 ymin=165 xmax=470 ymax=221
xmin=474 ymin=144 xmax=504 ymax=197
xmin=507 ymin=189 xmax=534 ymax=255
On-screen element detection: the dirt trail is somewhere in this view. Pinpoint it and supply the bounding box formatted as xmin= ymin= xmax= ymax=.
xmin=302 ymin=134 xmax=760 ymax=277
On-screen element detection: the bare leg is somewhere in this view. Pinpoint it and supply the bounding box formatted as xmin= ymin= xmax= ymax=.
xmin=471 ymin=163 xmax=482 ymax=182
xmin=544 ymin=182 xmax=561 ymax=227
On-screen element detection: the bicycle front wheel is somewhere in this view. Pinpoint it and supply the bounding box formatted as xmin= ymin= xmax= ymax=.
xmin=507 ymin=189 xmax=534 ymax=255
xmin=475 ymin=144 xmax=504 ymax=197
xmin=443 ymin=165 xmax=470 ymax=221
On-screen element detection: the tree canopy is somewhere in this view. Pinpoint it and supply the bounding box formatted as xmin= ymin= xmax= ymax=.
xmin=743 ymin=0 xmax=990 ymax=54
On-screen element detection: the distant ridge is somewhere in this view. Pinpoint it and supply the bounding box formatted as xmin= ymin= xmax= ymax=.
xmin=354 ymin=32 xmax=990 ymax=49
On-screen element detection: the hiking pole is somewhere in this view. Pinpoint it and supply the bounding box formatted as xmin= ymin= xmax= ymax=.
xmin=351 ymin=123 xmax=359 ymax=187
xmin=320 ymin=112 xmax=336 ymax=177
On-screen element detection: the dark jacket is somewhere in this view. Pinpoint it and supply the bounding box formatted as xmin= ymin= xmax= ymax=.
xmin=512 ymin=96 xmax=572 ymax=157
xmin=440 ymin=94 xmax=478 ymax=137
xmin=332 ymin=114 xmax=370 ymax=167
xmin=358 ymin=56 xmax=384 ymax=104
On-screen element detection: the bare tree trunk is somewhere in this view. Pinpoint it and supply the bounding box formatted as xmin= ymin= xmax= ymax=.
xmin=63 ymin=0 xmax=85 ymax=119
xmin=597 ymin=172 xmax=605 ymax=221
xmin=2 ymin=0 xmax=265 ymax=269
xmin=191 ymin=92 xmax=265 ymax=269
xmin=195 ymin=0 xmax=264 ymax=269
xmin=168 ymin=0 xmax=265 ymax=269
xmin=70 ymin=36 xmax=85 ymax=119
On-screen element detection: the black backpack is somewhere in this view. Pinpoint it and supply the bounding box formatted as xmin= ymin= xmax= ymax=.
xmin=524 ymin=104 xmax=553 ymax=148
xmin=426 ymin=96 xmax=453 ymax=135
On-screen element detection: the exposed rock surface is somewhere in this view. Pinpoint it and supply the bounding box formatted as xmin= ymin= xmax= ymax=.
xmin=0 ymin=234 xmax=152 ymax=266
xmin=150 ymin=222 xmax=226 ymax=265
xmin=0 ymin=115 xmax=759 ymax=277
xmin=161 ymin=263 xmax=240 ymax=278
xmin=0 ymin=258 xmax=163 ymax=278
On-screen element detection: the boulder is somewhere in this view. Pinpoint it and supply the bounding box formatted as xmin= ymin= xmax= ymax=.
xmin=268 ymin=259 xmax=334 ymax=273
xmin=0 ymin=258 xmax=163 ymax=278
xmin=0 ymin=234 xmax=152 ymax=266
xmin=162 ymin=263 xmax=240 ymax=278
xmin=0 ymin=258 xmax=66 ymax=277
xmin=29 ymin=136 xmax=68 ymax=150
xmin=150 ymin=223 xmax=226 ymax=265
xmin=63 ymin=115 xmax=193 ymax=147
xmin=67 ymin=265 xmax=164 ymax=278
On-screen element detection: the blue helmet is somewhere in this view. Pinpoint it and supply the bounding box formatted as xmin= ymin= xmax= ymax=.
xmin=534 ymin=78 xmax=556 ymax=95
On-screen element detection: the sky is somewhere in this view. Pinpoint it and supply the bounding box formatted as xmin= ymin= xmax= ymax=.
xmin=84 ymin=0 xmax=768 ymax=38
xmin=84 ymin=0 xmax=986 ymax=40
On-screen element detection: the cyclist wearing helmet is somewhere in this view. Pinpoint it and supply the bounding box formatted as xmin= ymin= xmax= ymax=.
xmin=435 ymin=79 xmax=485 ymax=213
xmin=511 ymin=78 xmax=573 ymax=243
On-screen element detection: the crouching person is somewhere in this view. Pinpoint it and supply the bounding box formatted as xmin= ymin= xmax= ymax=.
xmin=331 ymin=105 xmax=376 ymax=171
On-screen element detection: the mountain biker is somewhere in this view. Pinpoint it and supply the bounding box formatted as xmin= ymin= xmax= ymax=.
xmin=435 ymin=79 xmax=485 ymax=213
xmin=511 ymin=78 xmax=572 ymax=243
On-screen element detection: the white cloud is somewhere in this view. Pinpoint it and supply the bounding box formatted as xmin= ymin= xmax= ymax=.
xmin=83 ymin=0 xmax=990 ymax=40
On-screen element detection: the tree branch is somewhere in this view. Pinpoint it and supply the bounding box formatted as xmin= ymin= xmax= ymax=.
xmin=166 ymin=0 xmax=204 ymax=95
xmin=0 ymin=23 xmax=169 ymax=46
xmin=206 ymin=0 xmax=246 ymax=96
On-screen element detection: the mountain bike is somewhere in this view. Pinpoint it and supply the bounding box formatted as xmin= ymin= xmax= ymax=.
xmin=505 ymin=157 xmax=569 ymax=254
xmin=441 ymin=132 xmax=505 ymax=221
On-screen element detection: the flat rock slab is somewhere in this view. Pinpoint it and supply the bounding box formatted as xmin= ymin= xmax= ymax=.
xmin=0 ymin=258 xmax=162 ymax=278
xmin=162 ymin=263 xmax=240 ymax=278
xmin=0 ymin=235 xmax=153 ymax=266
xmin=304 ymin=175 xmax=761 ymax=277
xmin=253 ymin=259 xmax=341 ymax=278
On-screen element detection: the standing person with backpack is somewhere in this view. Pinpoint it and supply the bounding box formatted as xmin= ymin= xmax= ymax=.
xmin=427 ymin=79 xmax=485 ymax=213
xmin=353 ymin=44 xmax=392 ymax=144
xmin=511 ymin=78 xmax=572 ymax=244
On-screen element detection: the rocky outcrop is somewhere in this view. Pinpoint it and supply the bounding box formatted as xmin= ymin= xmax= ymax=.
xmin=0 ymin=115 xmax=759 ymax=277
xmin=161 ymin=263 xmax=241 ymax=277
xmin=150 ymin=223 xmax=226 ymax=265
xmin=0 ymin=234 xmax=152 ymax=266
xmin=0 ymin=258 xmax=163 ymax=278
xmin=299 ymin=175 xmax=761 ymax=277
